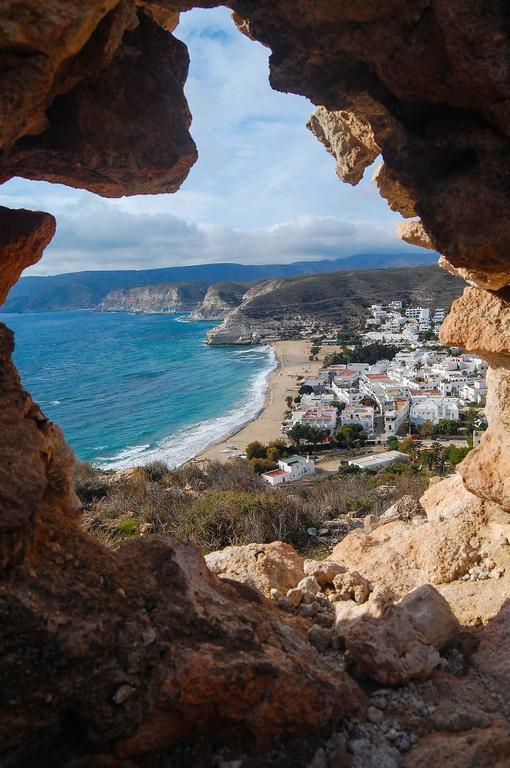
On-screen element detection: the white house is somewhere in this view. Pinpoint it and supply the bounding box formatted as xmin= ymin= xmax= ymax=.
xmin=262 ymin=455 xmax=315 ymax=486
xmin=340 ymin=404 xmax=375 ymax=435
xmin=459 ymin=380 xmax=487 ymax=405
xmin=410 ymin=396 xmax=460 ymax=425
xmin=301 ymin=407 xmax=338 ymax=431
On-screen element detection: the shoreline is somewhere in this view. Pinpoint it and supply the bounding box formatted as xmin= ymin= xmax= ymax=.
xmin=192 ymin=339 xmax=341 ymax=464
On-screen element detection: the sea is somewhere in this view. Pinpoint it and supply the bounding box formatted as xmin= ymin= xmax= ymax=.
xmin=3 ymin=311 xmax=277 ymax=469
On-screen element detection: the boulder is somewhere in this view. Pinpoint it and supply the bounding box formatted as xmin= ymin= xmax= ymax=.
xmin=403 ymin=722 xmax=510 ymax=768
xmin=333 ymin=570 xmax=371 ymax=603
xmin=398 ymin=585 xmax=460 ymax=650
xmin=336 ymin=593 xmax=441 ymax=685
xmin=205 ymin=541 xmax=305 ymax=598
xmin=0 ymin=207 xmax=56 ymax=303
xmin=303 ymin=559 xmax=345 ymax=586
xmin=379 ymin=495 xmax=424 ymax=525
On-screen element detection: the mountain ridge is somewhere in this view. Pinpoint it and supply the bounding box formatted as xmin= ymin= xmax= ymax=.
xmin=2 ymin=250 xmax=437 ymax=313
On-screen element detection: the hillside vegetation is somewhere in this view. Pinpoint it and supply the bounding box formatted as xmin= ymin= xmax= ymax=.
xmin=76 ymin=460 xmax=428 ymax=553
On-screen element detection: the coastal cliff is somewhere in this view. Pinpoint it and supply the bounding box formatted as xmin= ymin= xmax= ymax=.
xmin=99 ymin=282 xmax=207 ymax=313
xmin=207 ymin=265 xmax=464 ymax=345
xmin=187 ymin=281 xmax=247 ymax=320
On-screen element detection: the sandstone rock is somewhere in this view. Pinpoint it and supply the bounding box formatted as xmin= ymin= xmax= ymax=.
xmin=336 ymin=593 xmax=441 ymax=685
xmin=397 ymin=219 xmax=435 ymax=250
xmin=363 ymin=513 xmax=379 ymax=533
xmin=375 ymin=484 xmax=398 ymax=499
xmin=0 ymin=206 xmax=56 ymax=304
xmin=398 ymin=585 xmax=460 ymax=650
xmin=379 ymin=495 xmax=424 ymax=524
xmin=331 ymin=513 xmax=483 ymax=596
xmin=296 ymin=575 xmax=321 ymax=595
xmin=307 ymin=106 xmax=379 ymax=185
xmin=303 ymin=558 xmax=346 ymax=586
xmin=333 ymin=570 xmax=371 ymax=603
xmin=440 ymin=287 xmax=510 ymax=364
xmin=0 ymin=12 xmax=198 ymax=196
xmin=403 ymin=721 xmax=510 ymax=768
xmin=372 ymin=163 xmax=416 ymax=218
xmin=438 ymin=255 xmax=510 ymax=291
xmin=286 ymin=587 xmax=304 ymax=606
xmin=205 ymin=541 xmax=304 ymax=598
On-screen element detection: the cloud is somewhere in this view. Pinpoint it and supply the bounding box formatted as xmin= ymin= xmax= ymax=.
xmin=1 ymin=6 xmax=408 ymax=275
xmin=18 ymin=199 xmax=407 ymax=274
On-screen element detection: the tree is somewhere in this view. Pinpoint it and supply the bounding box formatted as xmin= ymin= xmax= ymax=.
xmin=307 ymin=426 xmax=325 ymax=451
xmin=387 ymin=435 xmax=399 ymax=451
xmin=266 ymin=439 xmax=287 ymax=463
xmin=436 ymin=419 xmax=460 ymax=435
xmin=287 ymin=423 xmax=308 ymax=447
xmin=310 ymin=345 xmax=320 ymax=357
xmin=431 ymin=441 xmax=445 ymax=474
xmin=399 ymin=436 xmax=422 ymax=462
xmin=335 ymin=424 xmax=367 ymax=448
xmin=245 ymin=441 xmax=267 ymax=460
xmin=285 ymin=395 xmax=293 ymax=409
xmin=419 ymin=420 xmax=435 ymax=439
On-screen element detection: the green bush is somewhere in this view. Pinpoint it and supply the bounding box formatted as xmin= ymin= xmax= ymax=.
xmin=170 ymin=490 xmax=311 ymax=551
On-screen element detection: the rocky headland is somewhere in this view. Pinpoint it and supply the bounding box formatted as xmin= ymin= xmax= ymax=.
xmin=99 ymin=281 xmax=208 ymax=313
xmin=206 ymin=265 xmax=463 ymax=345
xmin=187 ymin=281 xmax=247 ymax=320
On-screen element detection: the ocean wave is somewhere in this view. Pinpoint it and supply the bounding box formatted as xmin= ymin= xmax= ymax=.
xmin=97 ymin=346 xmax=278 ymax=471
xmin=50 ymin=400 xmax=61 ymax=406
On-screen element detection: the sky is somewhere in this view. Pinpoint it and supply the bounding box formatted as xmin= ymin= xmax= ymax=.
xmin=1 ymin=7 xmax=414 ymax=276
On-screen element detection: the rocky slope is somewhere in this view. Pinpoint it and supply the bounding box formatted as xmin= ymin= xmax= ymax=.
xmin=99 ymin=281 xmax=207 ymax=313
xmin=187 ymin=281 xmax=248 ymax=320
xmin=207 ymin=265 xmax=463 ymax=344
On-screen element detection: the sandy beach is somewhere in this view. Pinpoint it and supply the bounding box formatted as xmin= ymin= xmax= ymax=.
xmin=194 ymin=339 xmax=341 ymax=463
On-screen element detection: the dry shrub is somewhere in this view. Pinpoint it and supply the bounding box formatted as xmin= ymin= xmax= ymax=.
xmin=79 ymin=458 xmax=431 ymax=553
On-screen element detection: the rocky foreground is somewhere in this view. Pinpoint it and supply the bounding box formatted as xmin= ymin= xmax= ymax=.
xmin=202 ymin=481 xmax=510 ymax=766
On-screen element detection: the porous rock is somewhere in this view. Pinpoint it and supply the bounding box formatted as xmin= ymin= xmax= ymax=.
xmin=398 ymin=585 xmax=460 ymax=650
xmin=403 ymin=721 xmax=510 ymax=768
xmin=304 ymin=558 xmax=346 ymax=586
xmin=0 ymin=206 xmax=56 ymax=304
xmin=205 ymin=541 xmax=305 ymax=598
xmin=333 ymin=570 xmax=371 ymax=604
xmin=379 ymin=495 xmax=424 ymax=525
xmin=336 ymin=591 xmax=441 ymax=686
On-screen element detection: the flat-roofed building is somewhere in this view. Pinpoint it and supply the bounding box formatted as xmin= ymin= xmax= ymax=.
xmin=347 ymin=451 xmax=410 ymax=470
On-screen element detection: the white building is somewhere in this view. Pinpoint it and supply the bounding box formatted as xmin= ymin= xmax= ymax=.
xmin=301 ymin=407 xmax=338 ymax=431
xmin=347 ymin=451 xmax=410 ymax=471
xmin=340 ymin=404 xmax=375 ymax=435
xmin=410 ymin=396 xmax=460 ymax=425
xmin=262 ymin=455 xmax=315 ymax=486
xmin=459 ymin=380 xmax=487 ymax=405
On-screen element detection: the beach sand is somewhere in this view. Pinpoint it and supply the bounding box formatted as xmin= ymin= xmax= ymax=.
xmin=193 ymin=339 xmax=342 ymax=463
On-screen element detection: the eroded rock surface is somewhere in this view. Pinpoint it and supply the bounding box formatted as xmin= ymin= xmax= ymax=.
xmin=0 ymin=206 xmax=56 ymax=303
xmin=205 ymin=541 xmax=305 ymax=597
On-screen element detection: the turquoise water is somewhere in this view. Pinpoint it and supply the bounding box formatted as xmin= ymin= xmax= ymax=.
xmin=3 ymin=311 xmax=276 ymax=468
